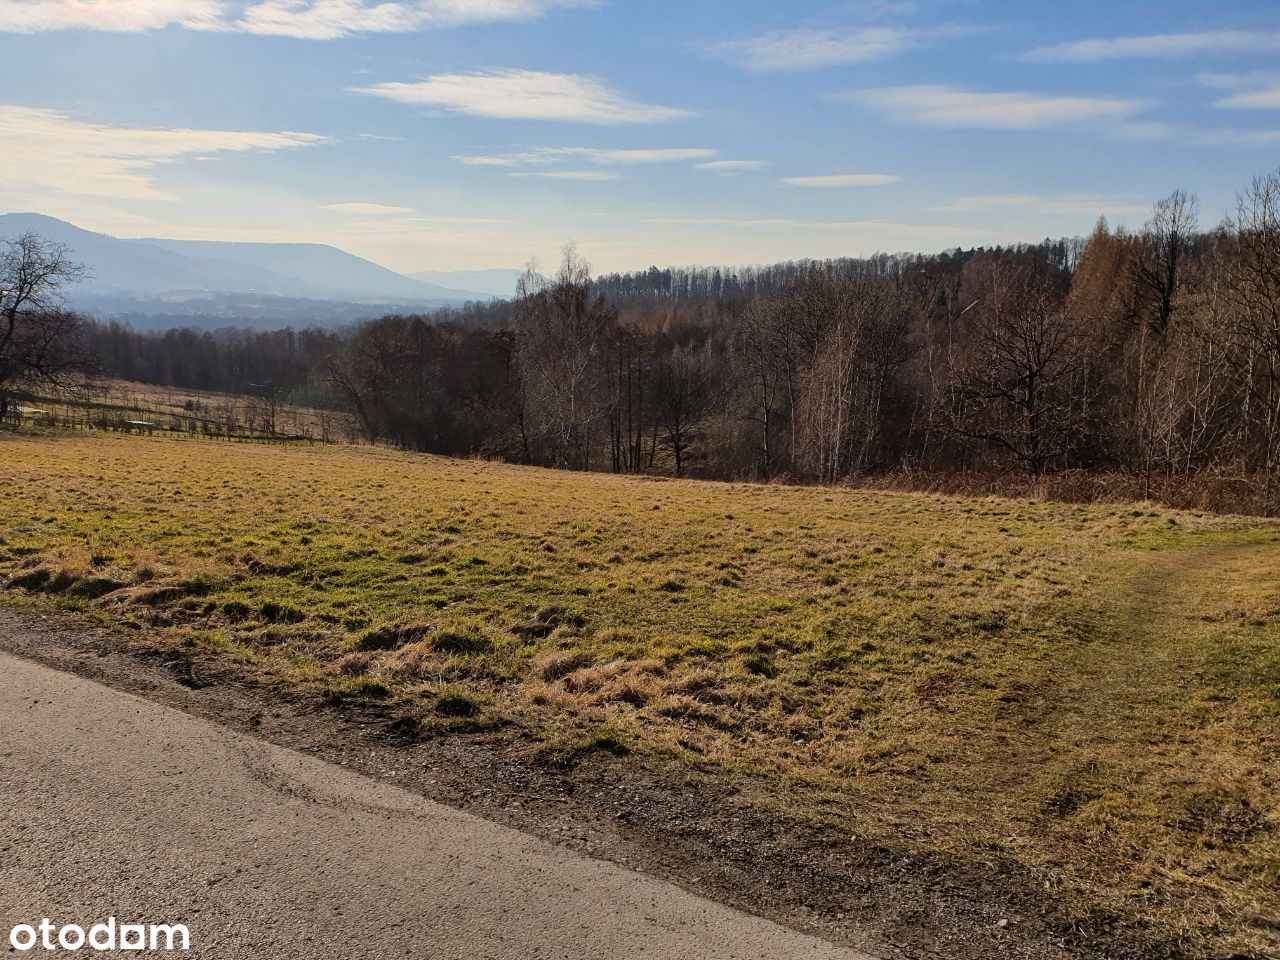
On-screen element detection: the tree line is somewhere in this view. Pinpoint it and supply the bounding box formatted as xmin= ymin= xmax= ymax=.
xmin=4 ymin=167 xmax=1279 ymax=513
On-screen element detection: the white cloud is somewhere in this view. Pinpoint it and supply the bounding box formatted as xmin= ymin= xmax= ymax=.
xmin=591 ymin=147 xmax=713 ymax=164
xmin=838 ymin=85 xmax=1148 ymax=129
xmin=354 ymin=70 xmax=691 ymax=124
xmin=0 ymin=0 xmax=595 ymax=37
xmin=408 ymin=215 xmax=508 ymax=223
xmin=1023 ymin=30 xmax=1280 ymax=63
xmin=705 ymin=24 xmax=970 ymax=71
xmin=506 ymin=170 xmax=627 ymax=181
xmin=647 ymin=217 xmax=798 ymax=227
xmin=695 ymin=160 xmax=765 ymax=172
xmin=709 ymin=27 xmax=916 ymax=71
xmin=642 ymin=217 xmax=981 ymax=244
xmin=324 ymin=202 xmax=415 ymax=214
xmin=1197 ymin=70 xmax=1280 ymax=90
xmin=454 ymin=146 xmax=714 ymax=166
xmin=1189 ymin=128 xmax=1280 ymax=147
xmin=1192 ymin=72 xmax=1280 ymax=111
xmin=0 ymin=104 xmax=324 ymax=200
xmin=782 ymin=173 xmax=900 ymax=188
xmin=929 ymin=194 xmax=1151 ymax=216
xmin=1216 ymin=87 xmax=1280 ymax=109
xmin=847 ymin=1 xmax=917 ymax=16
xmin=0 ymin=0 xmax=224 ymax=32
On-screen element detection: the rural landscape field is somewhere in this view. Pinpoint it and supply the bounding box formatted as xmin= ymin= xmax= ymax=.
xmin=7 ymin=1 xmax=1280 ymax=957
xmin=3 ymin=430 xmax=1277 ymax=956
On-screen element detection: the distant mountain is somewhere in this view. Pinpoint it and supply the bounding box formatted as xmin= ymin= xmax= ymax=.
xmin=141 ymin=237 xmax=485 ymax=302
xmin=408 ymin=268 xmax=523 ymax=300
xmin=0 ymin=213 xmax=493 ymax=315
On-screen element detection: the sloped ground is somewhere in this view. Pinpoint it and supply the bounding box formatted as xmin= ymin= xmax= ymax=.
xmin=1 ymin=432 xmax=1277 ymax=957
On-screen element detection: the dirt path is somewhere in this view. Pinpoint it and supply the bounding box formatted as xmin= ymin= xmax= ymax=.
xmin=0 ymin=650 xmax=879 ymax=960
xmin=1016 ymin=537 xmax=1280 ymax=955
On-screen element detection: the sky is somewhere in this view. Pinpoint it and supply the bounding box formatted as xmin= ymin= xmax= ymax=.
xmin=1 ymin=0 xmax=1279 ymax=274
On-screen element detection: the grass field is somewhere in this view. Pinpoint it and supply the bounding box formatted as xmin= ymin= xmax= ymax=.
xmin=3 ymin=431 xmax=1278 ymax=957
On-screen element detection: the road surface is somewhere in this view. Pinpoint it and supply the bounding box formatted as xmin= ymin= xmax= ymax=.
xmin=0 ymin=652 xmax=876 ymax=959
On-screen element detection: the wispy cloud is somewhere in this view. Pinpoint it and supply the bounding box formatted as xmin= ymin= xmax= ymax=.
xmin=837 ymin=85 xmax=1148 ymax=129
xmin=695 ymin=160 xmax=766 ymax=173
xmin=782 ymin=173 xmax=900 ymax=188
xmin=705 ymin=25 xmax=969 ymax=71
xmin=0 ymin=104 xmax=324 ymax=200
xmin=324 ymin=201 xmax=414 ymax=215
xmin=0 ymin=0 xmax=225 ymax=33
xmin=1215 ymin=87 xmax=1280 ymax=109
xmin=1191 ymin=72 xmax=1280 ymax=111
xmin=354 ymin=70 xmax=691 ymax=124
xmin=641 ymin=217 xmax=981 ymax=244
xmin=1197 ymin=70 xmax=1280 ymax=89
xmin=506 ymin=170 xmax=627 ymax=181
xmin=407 ymin=216 xmax=509 ymax=224
xmin=0 ymin=0 xmax=596 ymax=38
xmin=454 ymin=146 xmax=714 ymax=166
xmin=1189 ymin=128 xmax=1280 ymax=147
xmin=929 ymin=193 xmax=1151 ymax=216
xmin=1023 ymin=30 xmax=1280 ymax=63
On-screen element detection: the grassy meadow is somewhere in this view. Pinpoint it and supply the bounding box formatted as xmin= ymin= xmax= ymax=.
xmin=2 ymin=431 xmax=1278 ymax=956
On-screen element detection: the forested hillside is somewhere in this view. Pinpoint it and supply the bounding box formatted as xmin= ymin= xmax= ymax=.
xmin=20 ymin=171 xmax=1280 ymax=514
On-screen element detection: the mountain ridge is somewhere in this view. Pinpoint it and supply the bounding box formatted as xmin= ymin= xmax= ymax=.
xmin=0 ymin=213 xmax=495 ymax=308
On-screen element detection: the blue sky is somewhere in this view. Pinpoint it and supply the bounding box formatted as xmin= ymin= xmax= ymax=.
xmin=1 ymin=0 xmax=1278 ymax=272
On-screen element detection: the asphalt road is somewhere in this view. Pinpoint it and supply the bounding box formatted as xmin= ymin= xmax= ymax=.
xmin=0 ymin=652 xmax=877 ymax=959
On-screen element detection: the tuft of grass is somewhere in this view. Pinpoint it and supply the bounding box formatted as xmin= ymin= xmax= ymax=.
xmin=434 ymin=688 xmax=482 ymax=718
xmin=430 ymin=628 xmax=491 ymax=656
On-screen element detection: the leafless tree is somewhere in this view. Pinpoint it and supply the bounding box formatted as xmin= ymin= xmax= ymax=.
xmin=948 ymin=256 xmax=1084 ymax=475
xmin=1132 ymin=190 xmax=1199 ymax=338
xmin=0 ymin=232 xmax=89 ymax=419
xmin=652 ymin=344 xmax=719 ymax=476
xmin=734 ymin=300 xmax=784 ymax=478
xmin=1224 ymin=171 xmax=1280 ymax=511
xmin=514 ymin=245 xmax=614 ymax=470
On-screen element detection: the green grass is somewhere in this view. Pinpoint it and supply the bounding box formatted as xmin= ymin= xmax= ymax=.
xmin=2 ymin=431 xmax=1278 ymax=956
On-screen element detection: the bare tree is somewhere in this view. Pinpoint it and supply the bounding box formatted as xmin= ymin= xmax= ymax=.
xmin=0 ymin=232 xmax=89 ymax=419
xmin=947 ymin=255 xmax=1084 ymax=475
xmin=652 ymin=344 xmax=719 ymax=476
xmin=1132 ymin=190 xmax=1199 ymax=338
xmin=1224 ymin=171 xmax=1280 ymax=511
xmin=734 ymin=300 xmax=783 ymax=478
xmin=514 ymin=245 xmax=614 ymax=470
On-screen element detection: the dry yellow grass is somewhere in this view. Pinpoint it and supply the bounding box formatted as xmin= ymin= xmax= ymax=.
xmin=2 ymin=431 xmax=1278 ymax=956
